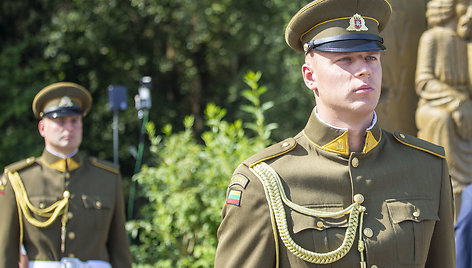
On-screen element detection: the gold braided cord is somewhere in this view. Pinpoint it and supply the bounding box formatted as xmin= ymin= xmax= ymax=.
xmin=251 ymin=162 xmax=365 ymax=264
xmin=7 ymin=171 xmax=69 ymax=228
xmin=14 ymin=191 xmax=24 ymax=261
xmin=258 ymin=168 xmax=281 ymax=268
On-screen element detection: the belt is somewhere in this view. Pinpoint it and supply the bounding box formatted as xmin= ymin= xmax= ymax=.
xmin=29 ymin=258 xmax=111 ymax=268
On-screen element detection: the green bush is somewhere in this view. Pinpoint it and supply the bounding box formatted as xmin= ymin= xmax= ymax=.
xmin=127 ymin=71 xmax=277 ymax=267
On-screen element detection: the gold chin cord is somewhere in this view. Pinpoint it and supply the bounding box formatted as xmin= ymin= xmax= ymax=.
xmin=250 ymin=162 xmax=367 ymax=267
xmin=7 ymin=171 xmax=70 ymax=253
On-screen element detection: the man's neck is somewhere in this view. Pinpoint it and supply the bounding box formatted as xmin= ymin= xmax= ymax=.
xmin=45 ymin=146 xmax=78 ymax=159
xmin=315 ymin=107 xmax=376 ymax=152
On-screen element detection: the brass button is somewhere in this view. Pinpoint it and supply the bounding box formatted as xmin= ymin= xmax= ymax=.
xmin=363 ymin=228 xmax=373 ymax=238
xmin=65 ymin=173 xmax=70 ymax=179
xmin=63 ymin=191 xmax=70 ymax=198
xmin=400 ymin=133 xmax=406 ymax=139
xmin=39 ymin=202 xmax=45 ymax=209
xmin=354 ymin=194 xmax=364 ymax=204
xmin=69 ymin=253 xmax=75 ymax=258
xmin=371 ymin=265 xmax=378 ymax=268
xmin=95 ymin=201 xmax=102 ymax=209
xmin=413 ymin=211 xmax=420 ymax=218
xmin=67 ymin=212 xmax=73 ymax=220
xmin=351 ymin=157 xmax=359 ymax=168
xmin=282 ymin=142 xmax=290 ymax=148
xmin=316 ymin=221 xmax=324 ymax=228
xmin=68 ymin=232 xmax=76 ymax=240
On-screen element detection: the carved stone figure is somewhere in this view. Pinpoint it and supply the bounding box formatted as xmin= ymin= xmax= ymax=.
xmin=377 ymin=0 xmax=426 ymax=136
xmin=415 ymin=0 xmax=472 ymax=214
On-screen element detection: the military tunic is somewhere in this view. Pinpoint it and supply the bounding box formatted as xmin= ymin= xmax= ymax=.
xmin=0 ymin=149 xmax=132 ymax=268
xmin=215 ymin=111 xmax=455 ymax=268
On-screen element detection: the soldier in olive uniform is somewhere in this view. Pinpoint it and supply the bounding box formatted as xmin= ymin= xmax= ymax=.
xmin=0 ymin=83 xmax=132 ymax=267
xmin=214 ymin=0 xmax=456 ymax=267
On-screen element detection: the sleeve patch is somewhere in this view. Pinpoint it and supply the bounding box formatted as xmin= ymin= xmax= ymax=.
xmin=229 ymin=173 xmax=250 ymax=189
xmin=226 ymin=189 xmax=242 ymax=206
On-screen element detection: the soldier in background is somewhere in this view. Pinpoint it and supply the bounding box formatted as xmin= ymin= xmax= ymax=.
xmin=215 ymin=0 xmax=456 ymax=267
xmin=0 ymin=82 xmax=132 ymax=267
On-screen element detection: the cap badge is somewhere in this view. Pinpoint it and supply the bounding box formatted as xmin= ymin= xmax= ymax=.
xmin=59 ymin=96 xmax=74 ymax=107
xmin=347 ymin=14 xmax=368 ymax=32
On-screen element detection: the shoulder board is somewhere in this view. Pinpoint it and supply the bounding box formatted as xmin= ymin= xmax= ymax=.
xmin=393 ymin=131 xmax=445 ymax=158
xmin=88 ymin=157 xmax=120 ymax=174
xmin=243 ymin=138 xmax=297 ymax=168
xmin=4 ymin=157 xmax=37 ymax=173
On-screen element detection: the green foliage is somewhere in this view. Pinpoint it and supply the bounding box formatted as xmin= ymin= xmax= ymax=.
xmin=128 ymin=72 xmax=275 ymax=267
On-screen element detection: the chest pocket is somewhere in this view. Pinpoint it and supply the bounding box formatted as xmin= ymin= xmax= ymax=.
xmin=82 ymin=195 xmax=113 ymax=229
xmin=386 ymin=198 xmax=439 ymax=265
xmin=29 ymin=196 xmax=61 ymax=222
xmin=291 ymin=205 xmax=349 ymax=254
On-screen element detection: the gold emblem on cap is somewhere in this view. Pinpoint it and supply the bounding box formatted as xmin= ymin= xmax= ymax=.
xmin=347 ymin=14 xmax=368 ymax=32
xmin=59 ymin=96 xmax=74 ymax=107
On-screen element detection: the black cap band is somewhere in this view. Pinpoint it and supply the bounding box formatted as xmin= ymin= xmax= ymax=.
xmin=42 ymin=106 xmax=83 ymax=118
xmin=304 ymin=33 xmax=385 ymax=53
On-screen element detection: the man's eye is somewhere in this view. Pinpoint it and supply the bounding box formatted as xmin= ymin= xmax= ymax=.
xmin=366 ymin=56 xmax=378 ymax=61
xmin=337 ymin=57 xmax=351 ymax=63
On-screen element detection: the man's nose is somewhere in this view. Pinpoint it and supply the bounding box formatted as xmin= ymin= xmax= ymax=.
xmin=354 ymin=61 xmax=371 ymax=78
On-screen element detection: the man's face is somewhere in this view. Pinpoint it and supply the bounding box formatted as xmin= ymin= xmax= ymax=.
xmin=303 ymin=50 xmax=382 ymax=125
xmin=38 ymin=114 xmax=83 ymax=156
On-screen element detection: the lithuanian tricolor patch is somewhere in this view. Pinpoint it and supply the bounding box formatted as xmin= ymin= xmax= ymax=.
xmin=226 ymin=189 xmax=242 ymax=206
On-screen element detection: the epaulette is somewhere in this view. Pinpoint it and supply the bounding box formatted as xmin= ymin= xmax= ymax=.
xmin=393 ymin=131 xmax=445 ymax=158
xmin=4 ymin=157 xmax=37 ymax=173
xmin=89 ymin=157 xmax=120 ymax=174
xmin=243 ymin=138 xmax=297 ymax=168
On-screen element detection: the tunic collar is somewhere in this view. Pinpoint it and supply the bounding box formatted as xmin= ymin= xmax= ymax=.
xmin=40 ymin=149 xmax=82 ymax=172
xmin=302 ymin=109 xmax=382 ymax=155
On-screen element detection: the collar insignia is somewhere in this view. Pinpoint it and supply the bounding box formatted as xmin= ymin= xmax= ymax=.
xmin=59 ymin=96 xmax=74 ymax=107
xmin=347 ymin=14 xmax=368 ymax=32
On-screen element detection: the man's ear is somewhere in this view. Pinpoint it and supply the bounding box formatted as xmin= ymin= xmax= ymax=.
xmin=302 ymin=63 xmax=317 ymax=92
xmin=38 ymin=120 xmax=45 ymax=137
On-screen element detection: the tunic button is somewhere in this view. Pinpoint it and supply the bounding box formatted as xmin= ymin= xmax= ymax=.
xmin=354 ymin=194 xmax=364 ymax=204
xmin=400 ymin=133 xmax=406 ymax=139
xmin=65 ymin=173 xmax=70 ymax=179
xmin=39 ymin=202 xmax=45 ymax=209
xmin=68 ymin=232 xmax=76 ymax=240
xmin=63 ymin=191 xmax=70 ymax=198
xmin=282 ymin=142 xmax=290 ymax=148
xmin=96 ymin=201 xmax=102 ymax=209
xmin=69 ymin=253 xmax=75 ymax=258
xmin=67 ymin=212 xmax=73 ymax=219
xmin=363 ymin=228 xmax=373 ymax=238
xmin=316 ymin=221 xmax=324 ymax=228
xmin=351 ymin=157 xmax=359 ymax=168
xmin=413 ymin=211 xmax=420 ymax=218
xmin=371 ymin=265 xmax=378 ymax=268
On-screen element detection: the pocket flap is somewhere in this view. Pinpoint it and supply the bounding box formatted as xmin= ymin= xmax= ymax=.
xmin=386 ymin=198 xmax=439 ymax=224
xmin=292 ymin=204 xmax=348 ymax=233
xmin=29 ymin=196 xmax=60 ymax=209
xmin=81 ymin=195 xmax=112 ymax=210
